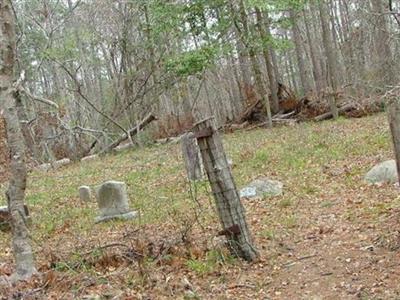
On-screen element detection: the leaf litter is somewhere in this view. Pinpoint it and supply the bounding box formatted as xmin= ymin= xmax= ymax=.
xmin=1 ymin=113 xmax=400 ymax=299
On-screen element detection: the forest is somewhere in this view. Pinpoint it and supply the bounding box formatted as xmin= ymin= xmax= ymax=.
xmin=1 ymin=0 xmax=400 ymax=298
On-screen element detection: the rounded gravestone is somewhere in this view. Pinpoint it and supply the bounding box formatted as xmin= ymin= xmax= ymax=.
xmin=79 ymin=186 xmax=92 ymax=202
xmin=94 ymin=180 xmax=137 ymax=223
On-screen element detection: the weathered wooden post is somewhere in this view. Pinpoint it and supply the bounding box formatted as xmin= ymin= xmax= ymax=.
xmin=181 ymin=132 xmax=203 ymax=181
xmin=388 ymin=97 xmax=400 ymax=185
xmin=193 ymin=117 xmax=259 ymax=261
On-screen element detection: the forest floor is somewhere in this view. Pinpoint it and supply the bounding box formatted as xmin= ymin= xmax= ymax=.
xmin=1 ymin=113 xmax=400 ymax=299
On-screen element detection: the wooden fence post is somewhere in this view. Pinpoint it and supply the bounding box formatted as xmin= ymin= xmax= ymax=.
xmin=181 ymin=132 xmax=203 ymax=181
xmin=193 ymin=117 xmax=259 ymax=261
xmin=388 ymin=98 xmax=400 ymax=185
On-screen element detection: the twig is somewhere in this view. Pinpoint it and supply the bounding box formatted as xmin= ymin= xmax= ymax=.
xmin=18 ymin=86 xmax=59 ymax=109
xmin=52 ymin=59 xmax=128 ymax=135
xmin=13 ymin=71 xmax=59 ymax=109
xmin=83 ymin=242 xmax=130 ymax=256
xmin=282 ymin=254 xmax=317 ymax=267
xmin=273 ymin=111 xmax=296 ymax=119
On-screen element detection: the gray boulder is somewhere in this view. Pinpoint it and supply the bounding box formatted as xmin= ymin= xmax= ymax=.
xmin=365 ymin=160 xmax=398 ymax=184
xmin=240 ymin=178 xmax=283 ymax=199
xmin=94 ymin=181 xmax=137 ymax=223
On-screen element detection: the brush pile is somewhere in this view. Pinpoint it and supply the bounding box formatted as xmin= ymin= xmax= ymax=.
xmin=227 ymin=84 xmax=386 ymax=131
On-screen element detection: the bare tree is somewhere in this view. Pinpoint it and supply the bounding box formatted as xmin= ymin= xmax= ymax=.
xmin=0 ymin=0 xmax=36 ymax=282
xmin=319 ymin=0 xmax=339 ymax=119
xmin=290 ymin=8 xmax=312 ymax=96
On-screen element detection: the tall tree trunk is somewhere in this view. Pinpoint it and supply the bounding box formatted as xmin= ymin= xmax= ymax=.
xmin=234 ymin=29 xmax=252 ymax=104
xmin=303 ymin=7 xmax=323 ymax=94
xmin=237 ymin=0 xmax=272 ymax=127
xmin=370 ymin=0 xmax=395 ymax=87
xmin=318 ymin=0 xmax=339 ymax=119
xmin=255 ymin=7 xmax=280 ymax=113
xmin=144 ymin=2 xmax=162 ymax=113
xmin=0 ymin=0 xmax=36 ymax=281
xmin=290 ymin=9 xmax=312 ymax=95
xmin=263 ymin=14 xmax=281 ymax=83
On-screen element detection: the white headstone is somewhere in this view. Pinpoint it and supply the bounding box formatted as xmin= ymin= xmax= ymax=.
xmin=79 ymin=186 xmax=92 ymax=202
xmin=94 ymin=181 xmax=137 ymax=223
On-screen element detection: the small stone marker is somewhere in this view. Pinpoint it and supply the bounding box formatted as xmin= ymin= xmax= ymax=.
xmin=79 ymin=186 xmax=92 ymax=202
xmin=240 ymin=178 xmax=283 ymax=198
xmin=365 ymin=160 xmax=398 ymax=184
xmin=94 ymin=180 xmax=137 ymax=223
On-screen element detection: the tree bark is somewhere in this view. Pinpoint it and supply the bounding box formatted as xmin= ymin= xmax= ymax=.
xmin=290 ymin=9 xmax=312 ymax=95
xmin=388 ymin=99 xmax=400 ymax=186
xmin=237 ymin=1 xmax=272 ymax=127
xmin=255 ymin=7 xmax=280 ymax=113
xmin=370 ymin=0 xmax=395 ymax=86
xmin=303 ymin=7 xmax=323 ymax=93
xmin=181 ymin=132 xmax=203 ymax=181
xmin=0 ymin=0 xmax=36 ymax=281
xmin=318 ymin=0 xmax=339 ymax=119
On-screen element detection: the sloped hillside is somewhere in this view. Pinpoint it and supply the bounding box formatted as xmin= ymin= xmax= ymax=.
xmin=1 ymin=113 xmax=400 ymax=299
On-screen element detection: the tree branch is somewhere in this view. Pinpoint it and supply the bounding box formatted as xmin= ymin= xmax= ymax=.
xmin=17 ymin=86 xmax=59 ymax=109
xmin=55 ymin=61 xmax=128 ymax=135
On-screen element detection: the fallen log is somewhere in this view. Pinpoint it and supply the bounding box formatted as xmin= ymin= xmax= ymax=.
xmin=223 ymin=121 xmax=250 ymax=133
xmin=102 ymin=113 xmax=157 ymax=153
xmin=272 ymin=111 xmax=296 ymax=119
xmin=314 ymin=103 xmax=354 ymax=121
xmin=155 ymin=134 xmax=184 ymax=145
xmin=246 ymin=118 xmax=298 ymax=131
